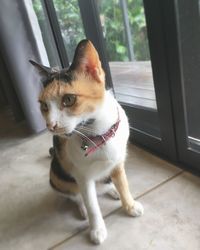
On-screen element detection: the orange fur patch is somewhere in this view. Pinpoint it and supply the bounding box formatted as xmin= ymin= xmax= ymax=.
xmin=39 ymin=73 xmax=105 ymax=116
xmin=111 ymin=163 xmax=135 ymax=210
xmin=77 ymin=41 xmax=104 ymax=83
xmin=50 ymin=169 xmax=79 ymax=194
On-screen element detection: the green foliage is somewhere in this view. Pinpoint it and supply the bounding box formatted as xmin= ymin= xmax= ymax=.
xmin=98 ymin=0 xmax=150 ymax=61
xmin=53 ymin=0 xmax=85 ymax=61
xmin=32 ymin=0 xmax=150 ymax=62
xmin=98 ymin=0 xmax=128 ymax=61
xmin=32 ymin=0 xmax=43 ymax=20
xmin=127 ymin=0 xmax=150 ymax=60
xmin=32 ymin=0 xmax=84 ymax=61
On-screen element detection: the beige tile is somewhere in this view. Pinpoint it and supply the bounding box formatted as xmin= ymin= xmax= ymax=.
xmin=0 ymin=107 xmax=32 ymax=150
xmin=0 ymin=134 xmax=181 ymax=250
xmin=53 ymin=172 xmax=200 ymax=250
xmin=126 ymin=144 xmax=182 ymax=197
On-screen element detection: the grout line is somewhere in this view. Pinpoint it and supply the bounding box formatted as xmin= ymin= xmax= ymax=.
xmin=48 ymin=228 xmax=87 ymax=250
xmin=48 ymin=170 xmax=184 ymax=249
xmin=49 ymin=171 xmax=184 ymax=249
xmin=102 ymin=170 xmax=184 ymax=221
xmin=135 ymin=170 xmax=184 ymax=200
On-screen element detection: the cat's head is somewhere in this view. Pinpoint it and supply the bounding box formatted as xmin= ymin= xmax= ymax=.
xmin=30 ymin=40 xmax=105 ymax=135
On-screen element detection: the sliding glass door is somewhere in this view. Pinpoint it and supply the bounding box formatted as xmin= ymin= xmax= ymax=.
xmin=77 ymin=0 xmax=177 ymax=160
xmin=162 ymin=0 xmax=200 ymax=171
xmin=32 ymin=0 xmax=200 ymax=172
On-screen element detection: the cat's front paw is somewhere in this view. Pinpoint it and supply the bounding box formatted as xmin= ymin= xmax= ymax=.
xmin=125 ymin=201 xmax=144 ymax=217
xmin=90 ymin=225 xmax=107 ymax=245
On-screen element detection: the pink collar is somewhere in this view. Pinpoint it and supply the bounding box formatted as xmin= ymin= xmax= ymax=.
xmin=80 ymin=111 xmax=120 ymax=157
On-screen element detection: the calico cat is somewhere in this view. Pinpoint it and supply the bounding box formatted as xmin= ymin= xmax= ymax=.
xmin=30 ymin=39 xmax=143 ymax=245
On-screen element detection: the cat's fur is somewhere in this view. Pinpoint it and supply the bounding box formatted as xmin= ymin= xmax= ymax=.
xmin=31 ymin=40 xmax=143 ymax=244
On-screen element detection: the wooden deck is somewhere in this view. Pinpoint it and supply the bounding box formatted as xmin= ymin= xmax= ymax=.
xmin=109 ymin=61 xmax=157 ymax=109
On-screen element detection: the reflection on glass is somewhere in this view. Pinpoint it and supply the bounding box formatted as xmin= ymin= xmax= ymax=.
xmin=53 ymin=0 xmax=85 ymax=62
xmin=32 ymin=0 xmax=61 ymax=67
xmin=176 ymin=0 xmax=200 ymax=152
xmin=97 ymin=0 xmax=156 ymax=109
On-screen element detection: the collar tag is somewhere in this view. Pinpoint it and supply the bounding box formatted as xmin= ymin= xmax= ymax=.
xmin=79 ymin=107 xmax=120 ymax=157
xmin=81 ymin=141 xmax=89 ymax=151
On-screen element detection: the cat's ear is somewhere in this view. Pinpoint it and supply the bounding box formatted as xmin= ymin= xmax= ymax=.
xmin=70 ymin=39 xmax=105 ymax=83
xmin=29 ymin=60 xmax=52 ymax=77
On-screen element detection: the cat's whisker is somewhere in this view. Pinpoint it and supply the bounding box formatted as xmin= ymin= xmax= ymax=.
xmin=55 ymin=125 xmax=97 ymax=136
xmin=73 ymin=129 xmax=98 ymax=148
xmin=77 ymin=127 xmax=97 ymax=135
xmin=77 ymin=125 xmax=97 ymax=134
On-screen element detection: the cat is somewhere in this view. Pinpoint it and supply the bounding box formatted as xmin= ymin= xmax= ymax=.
xmin=30 ymin=39 xmax=144 ymax=245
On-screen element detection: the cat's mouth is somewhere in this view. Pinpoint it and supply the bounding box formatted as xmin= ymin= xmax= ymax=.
xmin=49 ymin=119 xmax=95 ymax=136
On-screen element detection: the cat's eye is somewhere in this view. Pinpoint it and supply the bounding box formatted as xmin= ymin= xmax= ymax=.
xmin=40 ymin=102 xmax=48 ymax=112
xmin=62 ymin=94 xmax=76 ymax=108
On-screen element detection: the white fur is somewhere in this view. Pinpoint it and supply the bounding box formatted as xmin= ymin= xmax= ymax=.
xmin=48 ymin=91 xmax=142 ymax=244
xmin=46 ymin=98 xmax=83 ymax=133
xmin=50 ymin=181 xmax=119 ymax=220
xmin=127 ymin=201 xmax=144 ymax=217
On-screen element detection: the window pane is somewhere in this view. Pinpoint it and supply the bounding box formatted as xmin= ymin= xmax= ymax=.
xmin=32 ymin=0 xmax=61 ymax=67
xmin=53 ymin=0 xmax=85 ymax=62
xmin=97 ymin=0 xmax=157 ymax=109
xmin=176 ymin=0 xmax=200 ymax=152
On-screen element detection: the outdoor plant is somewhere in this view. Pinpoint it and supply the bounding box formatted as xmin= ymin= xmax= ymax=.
xmin=33 ymin=0 xmax=150 ymax=62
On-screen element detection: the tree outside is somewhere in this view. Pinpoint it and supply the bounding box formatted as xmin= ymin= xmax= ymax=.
xmin=33 ymin=0 xmax=150 ymax=63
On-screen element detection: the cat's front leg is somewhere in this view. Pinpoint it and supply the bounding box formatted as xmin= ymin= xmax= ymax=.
xmin=76 ymin=178 xmax=107 ymax=244
xmin=111 ymin=162 xmax=144 ymax=217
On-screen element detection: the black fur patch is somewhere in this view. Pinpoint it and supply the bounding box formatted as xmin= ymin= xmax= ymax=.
xmin=69 ymin=39 xmax=89 ymax=71
xmin=49 ymin=179 xmax=75 ymax=195
xmin=51 ymin=156 xmax=76 ymax=183
xmin=104 ymin=176 xmax=112 ymax=184
xmin=54 ymin=69 xmax=74 ymax=82
xmin=52 ymin=136 xmax=76 ymax=182
xmin=43 ymin=69 xmax=75 ymax=87
xmin=53 ymin=135 xmax=62 ymax=153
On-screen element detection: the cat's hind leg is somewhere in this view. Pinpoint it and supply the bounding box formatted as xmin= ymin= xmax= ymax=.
xmin=50 ymin=174 xmax=87 ymax=219
xmin=96 ymin=178 xmax=120 ymax=200
xmin=50 ymin=157 xmax=87 ymax=219
xmin=107 ymin=183 xmax=120 ymax=200
xmin=67 ymin=193 xmax=87 ymax=219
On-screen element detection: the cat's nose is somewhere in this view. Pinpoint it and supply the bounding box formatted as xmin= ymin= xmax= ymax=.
xmin=47 ymin=122 xmax=58 ymax=132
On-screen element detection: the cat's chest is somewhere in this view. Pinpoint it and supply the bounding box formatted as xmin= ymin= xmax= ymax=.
xmin=65 ymin=130 xmax=127 ymax=179
xmin=60 ymin=103 xmax=129 ymax=179
xmin=68 ymin=135 xmax=120 ymax=163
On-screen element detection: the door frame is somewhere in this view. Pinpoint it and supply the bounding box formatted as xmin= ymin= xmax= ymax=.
xmin=160 ymin=0 xmax=200 ymax=171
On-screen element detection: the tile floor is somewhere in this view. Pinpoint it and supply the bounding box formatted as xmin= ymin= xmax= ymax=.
xmin=0 ymin=107 xmax=31 ymax=150
xmin=0 ymin=132 xmax=200 ymax=250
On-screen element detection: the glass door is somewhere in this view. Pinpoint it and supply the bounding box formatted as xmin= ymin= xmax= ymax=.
xmin=33 ymin=0 xmax=200 ymax=173
xmin=97 ymin=0 xmax=156 ymax=109
xmin=32 ymin=0 xmax=200 ymax=172
xmin=162 ymin=0 xmax=200 ymax=171
xmin=176 ymin=0 xmax=200 ymax=169
xmin=33 ymin=0 xmax=177 ymax=161
xmin=96 ymin=0 xmax=160 ymax=137
xmin=78 ymin=0 xmax=177 ymax=160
